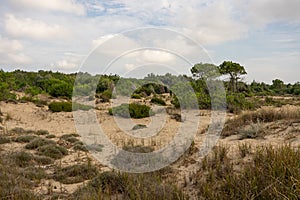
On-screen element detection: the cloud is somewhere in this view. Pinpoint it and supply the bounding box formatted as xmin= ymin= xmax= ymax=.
xmin=141 ymin=50 xmax=176 ymax=63
xmin=52 ymin=53 xmax=85 ymax=71
xmin=0 ymin=35 xmax=32 ymax=64
xmin=10 ymin=0 xmax=85 ymax=15
xmin=5 ymin=14 xmax=69 ymax=40
xmin=92 ymin=34 xmax=117 ymax=48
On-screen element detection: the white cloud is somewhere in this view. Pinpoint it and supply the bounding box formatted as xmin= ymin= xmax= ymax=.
xmin=0 ymin=35 xmax=32 ymax=64
xmin=92 ymin=34 xmax=117 ymax=48
xmin=53 ymin=53 xmax=85 ymax=71
xmin=5 ymin=14 xmax=69 ymax=40
xmin=11 ymin=0 xmax=85 ymax=15
xmin=141 ymin=50 xmax=175 ymax=63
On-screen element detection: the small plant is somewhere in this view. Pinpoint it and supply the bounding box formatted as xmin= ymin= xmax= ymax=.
xmin=73 ymin=141 xmax=88 ymax=152
xmin=46 ymin=134 xmax=56 ymax=139
xmin=10 ymin=127 xmax=26 ymax=135
xmin=132 ymin=124 xmax=147 ymax=130
xmin=37 ymin=144 xmax=68 ymax=159
xmin=60 ymin=133 xmax=80 ymax=143
xmin=151 ymin=97 xmax=166 ymax=106
xmin=0 ymin=135 xmax=11 ymax=144
xmin=11 ymin=151 xmax=34 ymax=167
xmin=48 ymin=102 xmax=72 ymax=112
xmin=14 ymin=135 xmax=37 ymax=143
xmin=35 ymin=130 xmax=49 ymax=135
xmin=25 ymin=138 xmax=56 ymax=149
xmin=33 ymin=155 xmax=54 ymax=165
xmin=238 ymin=120 xmax=264 ymax=140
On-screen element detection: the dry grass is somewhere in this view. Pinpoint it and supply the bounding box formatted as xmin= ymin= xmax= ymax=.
xmin=195 ymin=145 xmax=300 ymax=199
xmin=222 ymin=105 xmax=300 ymax=137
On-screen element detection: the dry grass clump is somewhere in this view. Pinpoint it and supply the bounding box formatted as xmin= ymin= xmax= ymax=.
xmin=73 ymin=171 xmax=186 ymax=200
xmin=53 ymin=164 xmax=98 ymax=184
xmin=0 ymin=154 xmax=41 ymax=199
xmin=195 ymin=145 xmax=300 ymax=199
xmin=222 ymin=105 xmax=300 ymax=137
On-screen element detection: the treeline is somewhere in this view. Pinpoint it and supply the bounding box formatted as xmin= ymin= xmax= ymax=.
xmin=0 ymin=62 xmax=299 ymax=113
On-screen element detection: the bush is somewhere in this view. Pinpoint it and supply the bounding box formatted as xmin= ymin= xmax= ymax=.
xmin=48 ymin=102 xmax=72 ymax=112
xmin=35 ymin=130 xmax=49 ymax=135
xmin=151 ymin=97 xmax=166 ymax=106
xmin=100 ymin=90 xmax=112 ymax=102
xmin=60 ymin=134 xmax=80 ymax=143
xmin=14 ymin=135 xmax=37 ymax=143
xmin=109 ymin=103 xmax=154 ymax=119
xmin=53 ymin=164 xmax=98 ymax=184
xmin=37 ymin=144 xmax=68 ymax=159
xmin=131 ymin=93 xmax=142 ymax=99
xmin=0 ymin=136 xmax=11 ymax=144
xmin=11 ymin=151 xmax=34 ymax=167
xmin=132 ymin=124 xmax=147 ymax=130
xmin=25 ymin=138 xmax=55 ymax=149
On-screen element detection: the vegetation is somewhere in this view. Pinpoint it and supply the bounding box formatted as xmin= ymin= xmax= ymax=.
xmin=109 ymin=103 xmax=154 ymax=118
xmin=53 ymin=164 xmax=98 ymax=184
xmin=73 ymin=171 xmax=186 ymax=200
xmin=48 ymin=102 xmax=93 ymax=112
xmin=151 ymin=97 xmax=166 ymax=106
xmin=196 ymin=145 xmax=300 ymax=199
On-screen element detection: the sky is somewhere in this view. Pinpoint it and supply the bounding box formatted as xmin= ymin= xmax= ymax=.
xmin=0 ymin=0 xmax=299 ymax=83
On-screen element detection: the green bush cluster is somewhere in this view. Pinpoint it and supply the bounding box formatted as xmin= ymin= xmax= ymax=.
xmin=48 ymin=102 xmax=93 ymax=112
xmin=109 ymin=103 xmax=154 ymax=119
xmin=150 ymin=97 xmax=166 ymax=106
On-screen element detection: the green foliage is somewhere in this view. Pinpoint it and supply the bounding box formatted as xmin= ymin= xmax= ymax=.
xmin=151 ymin=97 xmax=166 ymax=106
xmin=14 ymin=135 xmax=37 ymax=143
xmin=37 ymin=144 xmax=68 ymax=159
xmin=191 ymin=63 xmax=219 ymax=79
xmin=48 ymin=102 xmax=93 ymax=112
xmin=99 ymin=90 xmax=112 ymax=102
xmin=131 ymin=93 xmax=142 ymax=99
xmin=48 ymin=102 xmax=72 ymax=112
xmin=25 ymin=138 xmax=56 ymax=149
xmin=132 ymin=124 xmax=147 ymax=130
xmin=109 ymin=103 xmax=154 ymax=119
xmin=219 ymin=61 xmax=247 ymax=93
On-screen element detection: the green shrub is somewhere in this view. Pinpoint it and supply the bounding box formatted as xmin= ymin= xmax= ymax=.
xmin=60 ymin=133 xmax=80 ymax=143
xmin=11 ymin=151 xmax=34 ymax=167
xmin=25 ymin=138 xmax=55 ymax=149
xmin=48 ymin=102 xmax=72 ymax=112
xmin=35 ymin=130 xmax=49 ymax=135
xmin=14 ymin=135 xmax=37 ymax=143
xmin=53 ymin=164 xmax=98 ymax=184
xmin=131 ymin=93 xmax=142 ymax=99
xmin=33 ymin=155 xmax=54 ymax=165
xmin=20 ymin=166 xmax=47 ymax=181
xmin=37 ymin=144 xmax=68 ymax=159
xmin=100 ymin=90 xmax=112 ymax=102
xmin=151 ymin=97 xmax=166 ymax=106
xmin=0 ymin=136 xmax=11 ymax=144
xmin=45 ymin=134 xmax=56 ymax=139
xmin=73 ymin=142 xmax=88 ymax=152
xmin=132 ymin=124 xmax=147 ymax=130
xmin=109 ymin=103 xmax=154 ymax=119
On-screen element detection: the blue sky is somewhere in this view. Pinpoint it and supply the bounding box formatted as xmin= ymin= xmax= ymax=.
xmin=0 ymin=0 xmax=299 ymax=83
